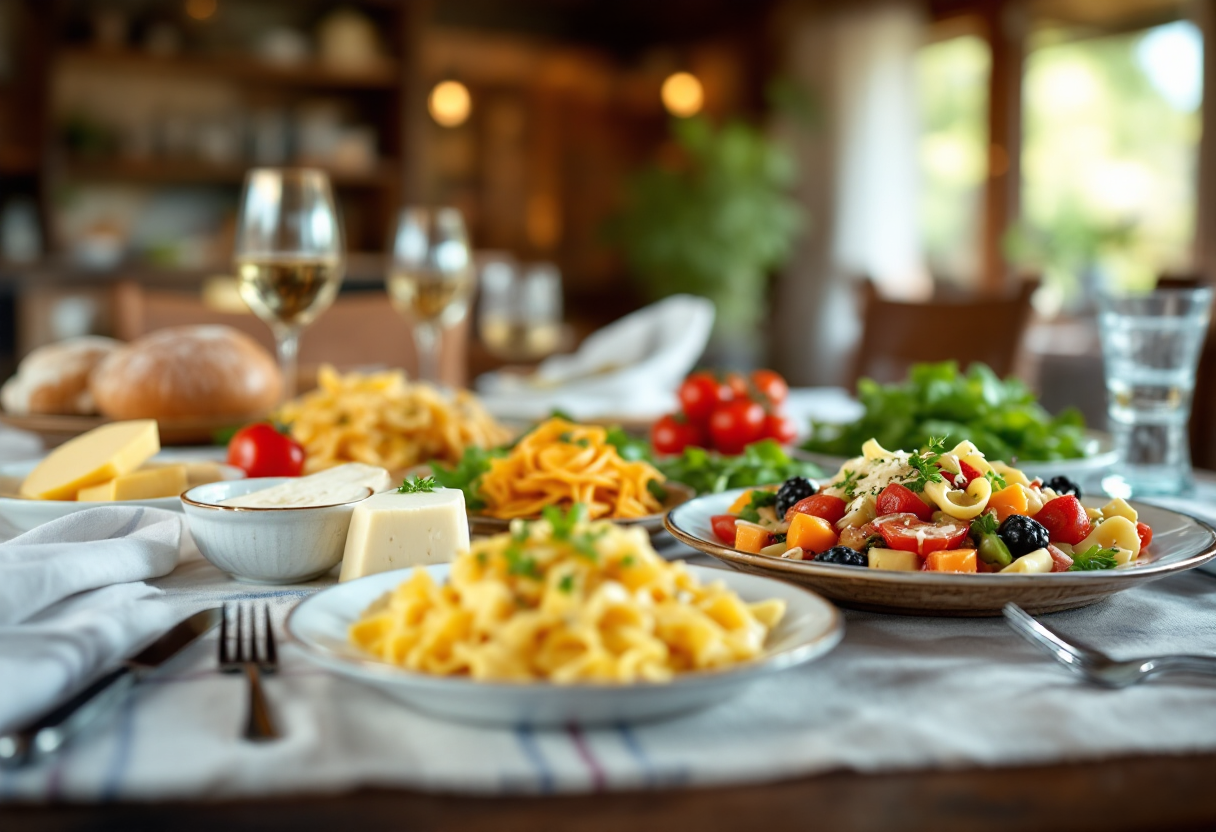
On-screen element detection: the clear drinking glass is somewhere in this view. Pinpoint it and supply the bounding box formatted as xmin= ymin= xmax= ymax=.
xmin=478 ymin=260 xmax=564 ymax=363
xmin=234 ymin=168 xmax=344 ymax=400
xmin=386 ymin=207 xmax=474 ymax=384
xmin=1098 ymin=287 xmax=1213 ymax=496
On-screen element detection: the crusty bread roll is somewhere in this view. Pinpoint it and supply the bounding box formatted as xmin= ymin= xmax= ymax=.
xmin=91 ymin=326 xmax=282 ymax=420
xmin=1 ymin=336 xmax=122 ymax=415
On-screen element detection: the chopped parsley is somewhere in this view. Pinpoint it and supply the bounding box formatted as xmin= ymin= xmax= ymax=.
xmin=829 ymin=469 xmax=861 ymax=499
xmin=737 ymin=490 xmax=778 ymax=523
xmin=904 ymin=437 xmax=947 ymax=494
xmin=397 ymin=475 xmax=438 ymax=494
xmin=558 ymin=574 xmax=576 ymax=594
xmin=505 ymin=545 xmax=542 ymax=579
xmin=620 ymin=555 xmax=636 ymax=568
xmin=971 ymin=510 xmax=1000 ymax=537
xmin=559 ymin=431 xmax=591 ymax=448
xmin=984 ymin=470 xmax=1008 ymax=491
xmin=1068 ymin=545 xmax=1120 ymax=571
xmin=543 ymin=504 xmax=588 ymax=540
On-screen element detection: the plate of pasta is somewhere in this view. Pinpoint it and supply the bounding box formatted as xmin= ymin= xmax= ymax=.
xmin=286 ymin=510 xmax=842 ymax=726
xmin=665 ymin=437 xmax=1216 ymax=616
xmin=426 ymin=417 xmax=694 ymax=540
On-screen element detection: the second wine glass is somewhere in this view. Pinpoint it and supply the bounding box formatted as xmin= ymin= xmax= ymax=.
xmin=386 ymin=207 xmax=474 ymax=385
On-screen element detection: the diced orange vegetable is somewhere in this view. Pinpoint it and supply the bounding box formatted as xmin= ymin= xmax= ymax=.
xmin=924 ymin=548 xmax=977 ymax=573
xmin=786 ymin=513 xmax=838 ymax=555
xmin=734 ymin=523 xmax=771 ymax=553
xmin=987 ymin=485 xmax=1029 ymax=522
xmin=728 ymin=490 xmax=759 ymax=514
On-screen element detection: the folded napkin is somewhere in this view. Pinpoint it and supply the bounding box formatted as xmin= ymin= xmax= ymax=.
xmin=475 ymin=294 xmax=715 ymax=421
xmin=0 ymin=507 xmax=182 ymax=732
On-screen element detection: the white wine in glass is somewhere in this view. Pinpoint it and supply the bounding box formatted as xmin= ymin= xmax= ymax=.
xmin=234 ymin=169 xmax=344 ymax=400
xmin=478 ymin=260 xmax=564 ymax=362
xmin=386 ymin=208 xmax=473 ymax=384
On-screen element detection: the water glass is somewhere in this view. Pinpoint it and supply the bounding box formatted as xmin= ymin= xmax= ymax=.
xmin=478 ymin=261 xmax=564 ymax=363
xmin=1098 ymin=287 xmax=1213 ymax=496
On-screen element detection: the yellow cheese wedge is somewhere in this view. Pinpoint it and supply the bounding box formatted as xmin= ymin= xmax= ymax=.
xmin=144 ymin=461 xmax=226 ymax=487
xmin=77 ymin=464 xmax=188 ymax=502
xmin=20 ymin=420 xmax=160 ymax=501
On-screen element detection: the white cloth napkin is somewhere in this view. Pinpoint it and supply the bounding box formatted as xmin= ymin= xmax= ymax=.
xmin=0 ymin=507 xmax=182 ymax=732
xmin=475 ymin=294 xmax=715 ymax=421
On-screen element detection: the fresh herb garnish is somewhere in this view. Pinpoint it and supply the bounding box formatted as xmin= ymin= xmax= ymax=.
xmin=904 ymin=437 xmax=947 ymax=494
xmin=737 ymin=490 xmax=778 ymax=523
xmin=429 ymin=446 xmax=508 ymax=510
xmin=397 ymin=475 xmax=438 ymax=494
xmin=1068 ymin=545 xmax=1120 ymax=571
xmin=505 ymin=545 xmax=542 ymax=579
xmin=558 ymin=574 xmax=576 ymax=594
xmin=543 ymin=504 xmax=588 ymax=540
xmin=829 ymin=469 xmax=861 ymax=499
xmin=559 ymin=431 xmax=591 ymax=448
xmin=655 ymin=439 xmax=822 ymax=496
xmin=647 ymin=479 xmax=669 ymax=503
xmin=971 ymin=510 xmax=1000 ymax=536
xmin=620 ymin=555 xmax=636 ymax=567
xmin=984 ymin=470 xmax=1008 ymax=491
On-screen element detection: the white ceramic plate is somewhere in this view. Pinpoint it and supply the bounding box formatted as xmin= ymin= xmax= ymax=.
xmin=665 ymin=488 xmax=1216 ymax=617
xmin=287 ymin=563 xmax=843 ymax=727
xmin=796 ymin=431 xmax=1119 ymax=484
xmin=0 ymin=457 xmax=245 ymax=534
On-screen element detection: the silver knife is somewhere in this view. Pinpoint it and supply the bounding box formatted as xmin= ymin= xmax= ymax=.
xmin=0 ymin=607 xmax=222 ymax=769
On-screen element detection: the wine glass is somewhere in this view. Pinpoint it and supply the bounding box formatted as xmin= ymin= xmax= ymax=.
xmin=386 ymin=207 xmax=474 ymax=384
xmin=234 ymin=168 xmax=344 ymax=400
xmin=478 ymin=260 xmax=564 ymax=362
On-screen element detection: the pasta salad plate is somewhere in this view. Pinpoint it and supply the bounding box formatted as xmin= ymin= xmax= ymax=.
xmin=665 ymin=489 xmax=1216 ymax=617
xmin=287 ymin=562 xmax=842 ymax=727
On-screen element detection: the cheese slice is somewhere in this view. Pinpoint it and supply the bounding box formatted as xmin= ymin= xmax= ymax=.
xmin=222 ymin=463 xmax=390 ymax=508
xmin=145 ymin=461 xmax=226 ymax=487
xmin=339 ymin=489 xmax=470 ymax=582
xmin=77 ymin=465 xmax=188 ymax=502
xmin=20 ymin=420 xmax=160 ymax=500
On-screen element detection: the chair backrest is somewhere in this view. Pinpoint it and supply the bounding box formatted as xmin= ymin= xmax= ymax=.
xmin=110 ymin=281 xmax=467 ymax=389
xmin=850 ymin=279 xmax=1037 ymax=386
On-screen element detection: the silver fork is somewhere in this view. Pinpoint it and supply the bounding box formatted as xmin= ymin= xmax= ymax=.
xmin=218 ymin=603 xmax=280 ymax=741
xmin=1003 ymin=603 xmax=1216 ymax=688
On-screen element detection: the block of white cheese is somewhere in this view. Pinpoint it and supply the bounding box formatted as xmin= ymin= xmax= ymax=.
xmin=339 ymin=488 xmax=470 ymax=582
xmin=21 ymin=420 xmax=160 ymax=500
xmin=221 ymin=463 xmax=390 ymax=508
xmin=77 ymin=464 xmax=188 ymax=502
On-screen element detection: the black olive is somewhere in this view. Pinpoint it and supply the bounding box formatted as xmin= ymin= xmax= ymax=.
xmin=1046 ymin=476 xmax=1083 ymax=499
xmin=814 ymin=546 xmax=868 ymax=567
xmin=998 ymin=514 xmax=1050 ymax=557
xmin=775 ymin=476 xmax=818 ymax=517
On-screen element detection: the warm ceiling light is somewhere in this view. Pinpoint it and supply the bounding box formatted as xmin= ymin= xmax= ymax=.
xmin=429 ymin=80 xmax=472 ymax=127
xmin=185 ymin=0 xmax=217 ymax=21
xmin=661 ymin=72 xmax=704 ymax=117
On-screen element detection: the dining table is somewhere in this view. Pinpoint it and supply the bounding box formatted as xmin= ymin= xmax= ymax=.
xmin=2 ymin=389 xmax=1216 ymax=832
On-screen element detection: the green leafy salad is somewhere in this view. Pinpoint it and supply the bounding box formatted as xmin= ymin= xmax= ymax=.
xmin=801 ymin=362 xmax=1092 ymax=463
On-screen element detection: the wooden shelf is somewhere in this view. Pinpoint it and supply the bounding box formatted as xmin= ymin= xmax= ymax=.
xmin=60 ymin=157 xmax=400 ymax=188
xmin=57 ymin=48 xmax=401 ymax=90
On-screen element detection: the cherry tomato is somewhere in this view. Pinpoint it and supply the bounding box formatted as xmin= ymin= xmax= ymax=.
xmin=751 ymin=369 xmax=789 ymax=405
xmin=1047 ymin=544 xmax=1074 ymax=573
xmin=1033 ymin=495 xmax=1091 ymax=546
xmin=762 ymin=412 xmax=798 ymax=445
xmin=650 ymin=414 xmax=703 ymax=455
xmin=786 ymin=494 xmax=847 ymax=525
xmin=875 ymin=482 xmax=934 ymax=522
xmin=710 ymin=514 xmax=738 ymax=545
xmin=1136 ymin=521 xmax=1153 ymax=551
xmin=227 ymin=423 xmax=305 ymax=478
xmin=677 ymin=373 xmax=733 ymax=423
xmin=725 ymin=373 xmax=751 ymax=399
xmin=708 ymin=400 xmax=766 ymax=455
xmin=872 ymin=514 xmax=970 ymax=556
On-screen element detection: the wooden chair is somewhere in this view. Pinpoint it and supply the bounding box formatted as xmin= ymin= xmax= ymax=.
xmin=850 ymin=279 xmax=1037 ymax=386
xmin=109 ymin=281 xmax=467 ymax=389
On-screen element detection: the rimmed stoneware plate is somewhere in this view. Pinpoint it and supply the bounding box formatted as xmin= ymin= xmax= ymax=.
xmin=796 ymin=431 xmax=1119 ymax=484
xmin=0 ymin=457 xmax=245 ymax=534
xmin=0 ymin=411 xmax=265 ymax=448
xmin=287 ymin=563 xmax=843 ymax=727
xmin=467 ymin=481 xmax=696 ymax=542
xmin=665 ymin=487 xmax=1216 ymax=617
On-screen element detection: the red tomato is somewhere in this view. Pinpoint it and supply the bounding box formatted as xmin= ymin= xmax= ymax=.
xmin=1033 ymin=496 xmax=1091 ymax=546
xmin=872 ymin=514 xmax=970 ymax=556
xmin=875 ymin=482 xmax=934 ymax=521
xmin=958 ymin=459 xmax=983 ymax=484
xmin=725 ymin=373 xmax=751 ymax=399
xmin=651 ymin=414 xmax=703 ymax=455
xmin=1136 ymin=521 xmax=1153 ymax=551
xmin=708 ymin=400 xmax=766 ymax=455
xmin=710 ymin=514 xmax=738 ymax=545
xmin=751 ymin=369 xmax=789 ymax=405
xmin=677 ymin=373 xmax=732 ymax=423
xmin=1047 ymin=544 xmax=1074 ymax=573
xmin=786 ymin=494 xmax=847 ymax=525
xmin=227 ymin=423 xmax=305 ymax=478
xmin=762 ymin=412 xmax=798 ymax=445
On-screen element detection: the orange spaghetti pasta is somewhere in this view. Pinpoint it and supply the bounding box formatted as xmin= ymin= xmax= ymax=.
xmin=478 ymin=418 xmax=666 ymax=520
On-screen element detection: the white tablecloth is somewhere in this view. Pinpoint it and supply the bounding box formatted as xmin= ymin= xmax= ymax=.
xmin=1 ymin=404 xmax=1215 ymax=802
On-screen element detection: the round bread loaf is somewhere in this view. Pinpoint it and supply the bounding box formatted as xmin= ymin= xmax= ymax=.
xmin=0 ymin=336 xmax=122 ymax=415
xmin=90 ymin=326 xmax=282 ymax=419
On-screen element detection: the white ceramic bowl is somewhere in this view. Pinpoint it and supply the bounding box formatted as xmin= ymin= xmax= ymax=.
xmin=0 ymin=457 xmax=244 ymax=534
xmin=182 ymin=478 xmax=373 ymax=585
xmin=287 ymin=563 xmax=843 ymax=727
